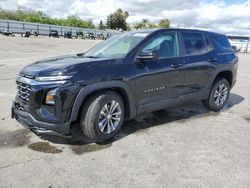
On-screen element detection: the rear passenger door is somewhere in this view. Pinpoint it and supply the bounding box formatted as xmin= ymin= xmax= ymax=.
xmin=180 ymin=32 xmax=217 ymax=96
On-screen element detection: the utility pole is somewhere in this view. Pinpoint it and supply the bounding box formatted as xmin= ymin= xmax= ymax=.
xmin=246 ymin=37 xmax=250 ymax=53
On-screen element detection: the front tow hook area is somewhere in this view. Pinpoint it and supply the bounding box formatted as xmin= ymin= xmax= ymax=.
xmin=11 ymin=108 xmax=19 ymax=120
xmin=11 ymin=107 xmax=15 ymax=119
xmin=12 ymin=107 xmax=72 ymax=139
xmin=14 ymin=115 xmax=18 ymax=120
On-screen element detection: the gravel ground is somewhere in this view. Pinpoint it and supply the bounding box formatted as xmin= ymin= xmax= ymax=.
xmin=0 ymin=35 xmax=250 ymax=188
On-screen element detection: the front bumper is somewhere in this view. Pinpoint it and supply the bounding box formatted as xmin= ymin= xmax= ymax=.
xmin=12 ymin=102 xmax=71 ymax=137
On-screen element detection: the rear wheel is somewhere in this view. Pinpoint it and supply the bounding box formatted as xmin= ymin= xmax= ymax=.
xmin=80 ymin=91 xmax=124 ymax=142
xmin=203 ymin=77 xmax=230 ymax=111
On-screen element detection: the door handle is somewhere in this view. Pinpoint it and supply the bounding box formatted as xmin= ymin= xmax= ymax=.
xmin=208 ymin=58 xmax=217 ymax=62
xmin=171 ymin=63 xmax=183 ymax=68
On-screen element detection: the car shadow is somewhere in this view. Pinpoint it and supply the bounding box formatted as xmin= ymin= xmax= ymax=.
xmin=39 ymin=93 xmax=244 ymax=148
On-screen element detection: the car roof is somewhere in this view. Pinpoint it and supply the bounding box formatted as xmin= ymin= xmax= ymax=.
xmin=129 ymin=28 xmax=225 ymax=36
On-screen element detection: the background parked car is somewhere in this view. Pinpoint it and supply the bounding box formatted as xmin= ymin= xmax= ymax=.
xmin=21 ymin=31 xmax=31 ymax=37
xmin=64 ymin=31 xmax=72 ymax=38
xmin=49 ymin=30 xmax=59 ymax=38
xmin=31 ymin=30 xmax=38 ymax=36
xmin=97 ymin=33 xmax=107 ymax=40
xmin=1 ymin=28 xmax=15 ymax=37
xmin=75 ymin=31 xmax=84 ymax=39
xmin=84 ymin=32 xmax=95 ymax=40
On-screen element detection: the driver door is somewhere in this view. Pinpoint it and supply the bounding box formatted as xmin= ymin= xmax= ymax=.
xmin=135 ymin=32 xmax=186 ymax=112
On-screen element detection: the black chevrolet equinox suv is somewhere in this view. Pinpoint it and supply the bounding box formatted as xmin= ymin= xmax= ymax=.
xmin=12 ymin=29 xmax=238 ymax=142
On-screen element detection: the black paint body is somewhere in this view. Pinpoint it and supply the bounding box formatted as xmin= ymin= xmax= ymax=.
xmin=12 ymin=29 xmax=238 ymax=135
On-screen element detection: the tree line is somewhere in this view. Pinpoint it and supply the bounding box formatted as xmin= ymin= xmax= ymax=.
xmin=0 ymin=7 xmax=95 ymax=29
xmin=0 ymin=7 xmax=170 ymax=31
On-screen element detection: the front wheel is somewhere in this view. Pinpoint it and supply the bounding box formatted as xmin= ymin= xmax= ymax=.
xmin=80 ymin=92 xmax=124 ymax=142
xmin=203 ymin=77 xmax=230 ymax=111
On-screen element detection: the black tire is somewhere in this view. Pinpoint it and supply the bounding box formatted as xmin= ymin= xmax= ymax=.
xmin=80 ymin=91 xmax=124 ymax=142
xmin=203 ymin=77 xmax=230 ymax=111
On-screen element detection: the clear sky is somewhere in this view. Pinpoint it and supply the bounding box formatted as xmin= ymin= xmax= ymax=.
xmin=0 ymin=0 xmax=249 ymax=35
xmin=224 ymin=0 xmax=246 ymax=4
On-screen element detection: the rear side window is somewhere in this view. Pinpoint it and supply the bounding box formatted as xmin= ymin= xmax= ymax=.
xmin=209 ymin=34 xmax=232 ymax=52
xmin=182 ymin=32 xmax=207 ymax=55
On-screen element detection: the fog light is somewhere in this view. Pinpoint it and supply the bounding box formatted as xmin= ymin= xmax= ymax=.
xmin=45 ymin=88 xmax=57 ymax=105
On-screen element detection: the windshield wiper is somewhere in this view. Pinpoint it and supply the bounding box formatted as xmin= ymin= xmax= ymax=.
xmin=84 ymin=55 xmax=98 ymax=58
xmin=76 ymin=53 xmax=85 ymax=57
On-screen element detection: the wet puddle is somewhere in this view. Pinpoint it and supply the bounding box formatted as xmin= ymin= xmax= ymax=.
xmin=0 ymin=129 xmax=31 ymax=147
xmin=28 ymin=142 xmax=62 ymax=154
xmin=37 ymin=128 xmax=112 ymax=155
xmin=244 ymin=117 xmax=250 ymax=122
xmin=198 ymin=111 xmax=220 ymax=117
xmin=70 ymin=143 xmax=112 ymax=155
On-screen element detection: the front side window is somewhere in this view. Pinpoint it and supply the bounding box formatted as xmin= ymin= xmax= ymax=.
xmin=142 ymin=32 xmax=179 ymax=58
xmin=182 ymin=32 xmax=207 ymax=55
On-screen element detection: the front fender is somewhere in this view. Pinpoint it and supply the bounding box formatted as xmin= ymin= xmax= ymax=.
xmin=70 ymin=81 xmax=136 ymax=122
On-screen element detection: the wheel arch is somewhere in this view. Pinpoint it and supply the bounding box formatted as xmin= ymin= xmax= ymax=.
xmin=215 ymin=70 xmax=233 ymax=87
xmin=70 ymin=81 xmax=136 ymax=122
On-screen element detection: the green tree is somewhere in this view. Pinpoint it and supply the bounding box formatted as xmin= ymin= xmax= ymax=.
xmin=0 ymin=8 xmax=95 ymax=29
xmin=134 ymin=19 xmax=157 ymax=29
xmin=106 ymin=9 xmax=129 ymax=30
xmin=106 ymin=15 xmax=111 ymax=29
xmin=158 ymin=19 xmax=170 ymax=28
xmin=98 ymin=20 xmax=105 ymax=30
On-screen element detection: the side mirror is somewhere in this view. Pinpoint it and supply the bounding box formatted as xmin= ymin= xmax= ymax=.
xmin=136 ymin=51 xmax=158 ymax=62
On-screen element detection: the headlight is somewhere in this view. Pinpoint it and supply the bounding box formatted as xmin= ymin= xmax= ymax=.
xmin=45 ymin=88 xmax=57 ymax=105
xmin=35 ymin=75 xmax=72 ymax=82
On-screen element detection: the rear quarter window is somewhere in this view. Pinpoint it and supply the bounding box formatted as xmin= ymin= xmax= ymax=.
xmin=208 ymin=34 xmax=232 ymax=52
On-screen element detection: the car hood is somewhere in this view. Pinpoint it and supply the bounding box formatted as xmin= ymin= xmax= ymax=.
xmin=20 ymin=54 xmax=105 ymax=78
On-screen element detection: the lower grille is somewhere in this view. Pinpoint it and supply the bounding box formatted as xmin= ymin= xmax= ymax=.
xmin=17 ymin=81 xmax=31 ymax=102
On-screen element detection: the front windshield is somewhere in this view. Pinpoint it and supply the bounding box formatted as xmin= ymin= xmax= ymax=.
xmin=84 ymin=32 xmax=149 ymax=59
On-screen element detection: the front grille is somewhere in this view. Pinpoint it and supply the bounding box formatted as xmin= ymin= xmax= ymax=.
xmin=17 ymin=81 xmax=31 ymax=102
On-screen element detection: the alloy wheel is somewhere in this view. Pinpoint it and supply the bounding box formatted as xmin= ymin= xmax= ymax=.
xmin=98 ymin=100 xmax=122 ymax=134
xmin=214 ymin=84 xmax=228 ymax=106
